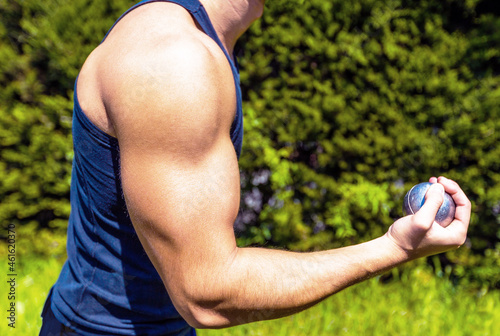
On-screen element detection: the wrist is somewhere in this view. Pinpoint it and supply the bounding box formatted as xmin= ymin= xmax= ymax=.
xmin=381 ymin=231 xmax=413 ymax=263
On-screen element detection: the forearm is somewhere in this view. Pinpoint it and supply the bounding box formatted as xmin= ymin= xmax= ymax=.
xmin=186 ymin=234 xmax=409 ymax=328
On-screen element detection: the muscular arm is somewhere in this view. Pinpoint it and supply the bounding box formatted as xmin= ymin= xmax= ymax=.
xmin=102 ymin=27 xmax=470 ymax=329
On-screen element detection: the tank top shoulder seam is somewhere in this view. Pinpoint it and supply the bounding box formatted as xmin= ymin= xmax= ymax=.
xmin=100 ymin=1 xmax=202 ymax=45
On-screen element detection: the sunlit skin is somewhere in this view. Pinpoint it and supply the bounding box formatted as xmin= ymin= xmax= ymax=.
xmin=75 ymin=0 xmax=470 ymax=328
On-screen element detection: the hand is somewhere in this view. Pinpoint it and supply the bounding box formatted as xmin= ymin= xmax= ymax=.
xmin=386 ymin=176 xmax=471 ymax=259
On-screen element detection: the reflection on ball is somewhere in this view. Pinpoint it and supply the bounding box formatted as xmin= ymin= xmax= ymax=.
xmin=403 ymin=182 xmax=456 ymax=227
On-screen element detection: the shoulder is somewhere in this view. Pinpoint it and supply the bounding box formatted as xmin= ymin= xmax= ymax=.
xmin=98 ymin=1 xmax=235 ymax=104
xmin=96 ymin=3 xmax=236 ymax=153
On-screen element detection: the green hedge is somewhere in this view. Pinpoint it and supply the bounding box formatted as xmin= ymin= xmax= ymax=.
xmin=0 ymin=0 xmax=499 ymax=288
xmin=0 ymin=0 xmax=135 ymax=255
xmin=236 ymin=0 xmax=500 ymax=288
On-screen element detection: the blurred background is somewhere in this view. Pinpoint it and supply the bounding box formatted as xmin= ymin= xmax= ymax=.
xmin=0 ymin=0 xmax=499 ymax=334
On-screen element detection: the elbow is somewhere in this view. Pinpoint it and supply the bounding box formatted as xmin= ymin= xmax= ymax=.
xmin=168 ymin=280 xmax=235 ymax=329
xmin=161 ymin=249 xmax=242 ymax=329
xmin=179 ymin=298 xmax=233 ymax=329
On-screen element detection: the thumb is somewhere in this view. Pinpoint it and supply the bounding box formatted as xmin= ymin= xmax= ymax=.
xmin=412 ymin=183 xmax=444 ymax=228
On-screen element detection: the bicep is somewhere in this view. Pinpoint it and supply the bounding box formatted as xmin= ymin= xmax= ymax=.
xmin=120 ymin=136 xmax=240 ymax=267
xmin=104 ymin=36 xmax=241 ymax=313
xmin=119 ymin=132 xmax=240 ymax=321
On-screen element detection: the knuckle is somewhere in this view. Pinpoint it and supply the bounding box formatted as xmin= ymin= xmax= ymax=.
xmin=411 ymin=216 xmax=430 ymax=229
xmin=465 ymin=198 xmax=472 ymax=208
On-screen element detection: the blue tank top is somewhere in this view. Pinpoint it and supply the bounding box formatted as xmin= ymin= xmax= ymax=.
xmin=49 ymin=1 xmax=243 ymax=335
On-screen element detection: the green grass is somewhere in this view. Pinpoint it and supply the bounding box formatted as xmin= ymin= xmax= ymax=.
xmin=199 ymin=268 xmax=500 ymax=336
xmin=1 ymin=256 xmax=65 ymax=336
xmin=1 ymin=256 xmax=499 ymax=335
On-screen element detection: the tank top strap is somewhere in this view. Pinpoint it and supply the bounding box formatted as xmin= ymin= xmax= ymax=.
xmin=101 ymin=0 xmax=231 ymax=62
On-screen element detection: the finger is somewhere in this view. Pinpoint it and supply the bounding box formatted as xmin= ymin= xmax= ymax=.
xmin=436 ymin=176 xmax=471 ymax=227
xmin=429 ymin=176 xmax=438 ymax=183
xmin=412 ymin=183 xmax=444 ymax=230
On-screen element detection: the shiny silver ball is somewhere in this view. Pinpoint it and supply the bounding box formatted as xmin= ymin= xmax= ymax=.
xmin=403 ymin=182 xmax=456 ymax=227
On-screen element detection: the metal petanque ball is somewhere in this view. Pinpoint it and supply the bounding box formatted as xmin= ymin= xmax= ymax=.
xmin=403 ymin=182 xmax=456 ymax=227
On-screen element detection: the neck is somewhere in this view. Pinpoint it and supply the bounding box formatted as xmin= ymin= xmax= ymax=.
xmin=200 ymin=0 xmax=264 ymax=55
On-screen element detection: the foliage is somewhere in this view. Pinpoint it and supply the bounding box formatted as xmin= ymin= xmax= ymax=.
xmin=0 ymin=0 xmax=135 ymax=239
xmin=0 ymin=0 xmax=499 ymax=288
xmin=236 ymin=0 xmax=500 ymax=288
